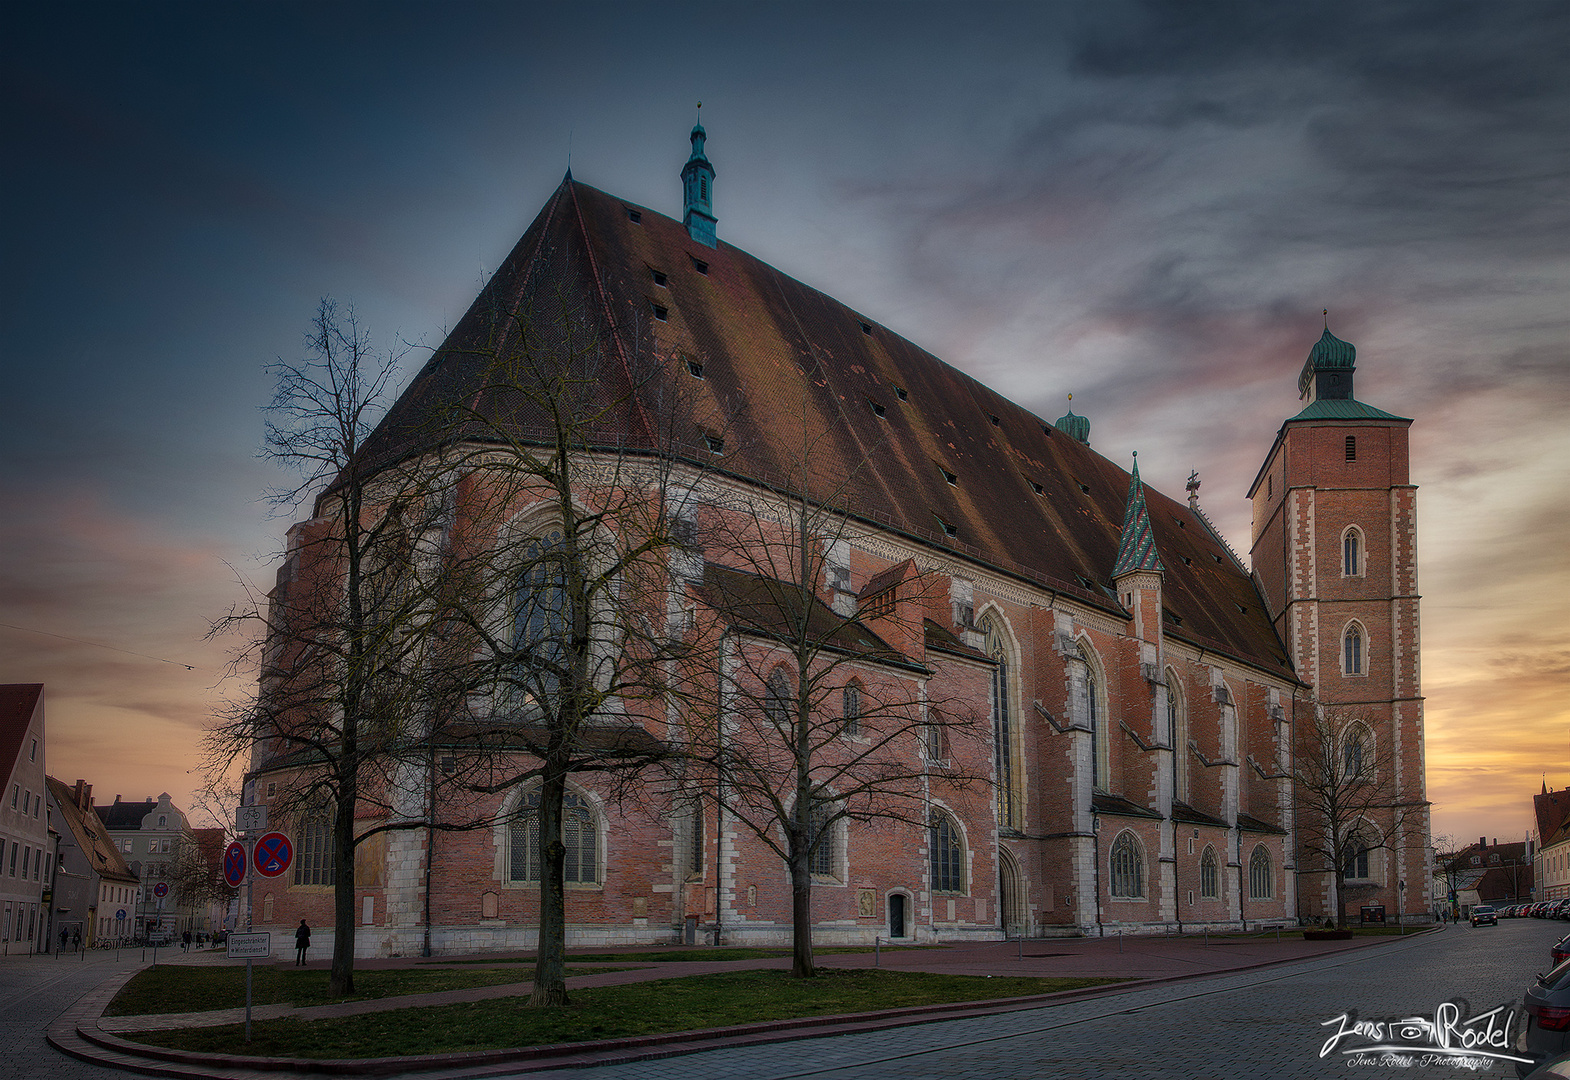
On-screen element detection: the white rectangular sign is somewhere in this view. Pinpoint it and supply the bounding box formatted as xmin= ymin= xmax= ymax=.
xmin=235 ymin=804 xmax=268 ymax=833
xmin=226 ymin=932 xmax=271 ymax=959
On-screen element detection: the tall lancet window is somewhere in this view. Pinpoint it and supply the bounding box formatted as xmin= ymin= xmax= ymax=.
xmin=982 ymin=615 xmax=1018 ymax=830
xmin=1167 ymin=674 xmax=1188 ymax=803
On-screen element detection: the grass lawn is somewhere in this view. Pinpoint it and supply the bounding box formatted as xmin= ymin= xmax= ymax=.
xmin=106 ymin=964 xmax=633 ymax=1016
xmin=125 ymin=968 xmax=1122 ymax=1059
xmin=426 ymin=945 xmax=938 ymax=965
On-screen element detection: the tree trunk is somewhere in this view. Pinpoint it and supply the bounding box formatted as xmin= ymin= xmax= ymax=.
xmin=790 ymin=850 xmax=815 ymax=978
xmin=531 ymin=769 xmax=570 ymax=1006
xmin=329 ymin=783 xmax=357 ymax=996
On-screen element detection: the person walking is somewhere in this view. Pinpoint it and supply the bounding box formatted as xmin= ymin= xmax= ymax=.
xmin=295 ymin=920 xmax=311 ymax=966
xmin=182 ymin=930 xmax=192 ymax=952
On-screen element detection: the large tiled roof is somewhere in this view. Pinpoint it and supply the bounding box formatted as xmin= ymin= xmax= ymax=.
xmin=360 ymin=178 xmax=1294 ymax=677
xmin=98 ymin=799 xmax=156 ymax=830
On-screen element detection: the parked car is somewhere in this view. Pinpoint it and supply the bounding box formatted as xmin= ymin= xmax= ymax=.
xmin=1517 ymin=958 xmax=1570 ymax=1076
xmin=1552 ymin=934 xmax=1570 ymax=968
xmin=1472 ymin=905 xmax=1499 ymax=926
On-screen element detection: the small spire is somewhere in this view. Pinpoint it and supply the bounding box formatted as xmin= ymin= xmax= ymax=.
xmin=1186 ymin=470 xmax=1201 ymax=511
xmin=1113 ymin=452 xmax=1165 ymax=578
xmin=680 ymin=108 xmax=717 ymax=248
xmin=1323 ymin=308 xmax=1329 ymax=331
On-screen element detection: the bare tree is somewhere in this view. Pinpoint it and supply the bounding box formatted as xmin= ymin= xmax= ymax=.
xmin=208 ymin=298 xmax=444 ymax=995
xmin=1293 ymin=706 xmax=1426 ymax=927
xmin=679 ymin=443 xmax=988 ymax=977
xmin=414 ymin=260 xmax=699 ymax=1006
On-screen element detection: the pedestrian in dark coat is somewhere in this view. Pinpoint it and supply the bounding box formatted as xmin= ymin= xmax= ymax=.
xmin=295 ymin=920 xmax=311 ymax=966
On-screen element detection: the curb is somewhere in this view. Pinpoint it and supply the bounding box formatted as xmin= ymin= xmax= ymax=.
xmin=50 ymin=930 xmax=1434 ymax=1079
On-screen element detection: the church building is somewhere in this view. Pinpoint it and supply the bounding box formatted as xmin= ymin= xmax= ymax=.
xmin=249 ymin=124 xmax=1429 ymax=955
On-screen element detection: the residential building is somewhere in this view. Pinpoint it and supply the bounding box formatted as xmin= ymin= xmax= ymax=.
xmin=99 ymin=792 xmax=198 ymax=940
xmin=1 ymin=685 xmax=49 ymax=952
xmin=45 ymin=778 xmax=140 ymax=946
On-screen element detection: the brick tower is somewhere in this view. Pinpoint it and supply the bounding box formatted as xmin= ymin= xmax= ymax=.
xmin=1248 ymin=325 xmax=1429 ymax=922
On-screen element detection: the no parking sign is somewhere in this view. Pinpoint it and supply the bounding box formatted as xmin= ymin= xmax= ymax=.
xmin=253 ymin=832 xmax=294 ymax=878
xmin=223 ymin=841 xmax=246 ymax=888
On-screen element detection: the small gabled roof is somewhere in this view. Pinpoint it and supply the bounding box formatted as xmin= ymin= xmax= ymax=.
xmin=697 ymin=563 xmax=920 ymax=670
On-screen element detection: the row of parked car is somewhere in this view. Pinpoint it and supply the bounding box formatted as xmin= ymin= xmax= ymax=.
xmin=1497 ymin=899 xmax=1570 ymax=920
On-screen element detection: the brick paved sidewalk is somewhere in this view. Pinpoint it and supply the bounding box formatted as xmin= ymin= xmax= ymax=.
xmin=51 ymin=929 xmax=1428 ymax=1078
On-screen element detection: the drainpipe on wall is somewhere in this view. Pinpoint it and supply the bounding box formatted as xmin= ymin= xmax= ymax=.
xmin=1093 ymin=811 xmax=1104 ymax=938
xmin=422 ymin=735 xmax=436 ymax=958
xmin=712 ymin=627 xmax=732 ymax=947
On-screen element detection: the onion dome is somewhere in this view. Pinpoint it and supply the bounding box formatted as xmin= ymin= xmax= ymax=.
xmin=1298 ymin=326 xmax=1358 ymax=401
xmin=1055 ymin=409 xmax=1090 ymax=445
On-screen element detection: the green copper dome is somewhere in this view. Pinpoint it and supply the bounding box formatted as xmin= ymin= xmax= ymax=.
xmin=1298 ymin=327 xmax=1358 ymax=401
xmin=1055 ymin=409 xmax=1090 ymax=444
xmin=1308 ymin=327 xmax=1356 ymax=369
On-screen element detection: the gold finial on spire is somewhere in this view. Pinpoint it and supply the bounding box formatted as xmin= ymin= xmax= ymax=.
xmin=1323 ymin=308 xmax=1329 ymax=330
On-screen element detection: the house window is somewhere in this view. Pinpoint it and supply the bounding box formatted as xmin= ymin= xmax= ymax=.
xmin=514 ymin=529 xmax=570 ymax=710
xmin=651 ymin=303 xmax=668 ymax=322
xmin=509 ymin=789 xmax=599 ymax=885
xmin=982 ymin=616 xmax=1018 ymax=829
xmin=1343 ymin=623 xmax=1364 ymax=675
xmin=29 ymin=739 xmax=36 ymax=762
xmin=1343 ymin=528 xmax=1362 ymax=576
xmin=704 ymin=434 xmax=724 ymax=454
xmin=930 ymin=810 xmax=965 ymax=894
xmin=1345 ymin=435 xmax=1357 ymax=461
xmin=1249 ymin=846 xmax=1273 ymax=900
xmin=294 ymin=815 xmax=335 ymax=886
xmin=686 ymin=359 xmax=705 ymax=379
xmin=1200 ymin=846 xmax=1219 ymax=899
xmin=1110 ymin=833 xmax=1144 ymax=898
xmin=842 ymin=683 xmax=862 ymax=737
xmin=652 ymin=270 xmax=667 ymax=287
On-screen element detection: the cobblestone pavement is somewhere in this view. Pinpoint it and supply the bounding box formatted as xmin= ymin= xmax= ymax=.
xmin=0 ymin=947 xmax=152 ymax=1080
xmin=509 ymin=921 xmax=1564 ymax=1080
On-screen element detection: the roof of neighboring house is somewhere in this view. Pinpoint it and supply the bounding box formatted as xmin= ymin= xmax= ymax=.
xmin=97 ymin=798 xmax=157 ymax=831
xmin=355 ymin=177 xmax=1295 ymax=680
xmin=1538 ymin=789 xmax=1570 ymax=846
xmin=0 ymin=684 xmax=42 ymax=787
xmin=44 ymin=776 xmax=139 ymax=885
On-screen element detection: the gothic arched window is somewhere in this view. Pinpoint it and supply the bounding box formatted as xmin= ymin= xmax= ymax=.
xmin=1249 ymin=845 xmax=1273 ymax=900
xmin=842 ymin=682 xmax=862 ymax=738
xmin=509 ymin=788 xmax=599 ymax=885
xmin=514 ymin=529 xmax=569 ymax=710
xmin=1200 ymin=845 xmax=1219 ymax=899
xmin=1342 ymin=527 xmax=1363 ymax=577
xmin=1167 ymin=673 xmax=1188 ymax=803
xmin=765 ymin=670 xmax=792 ymax=728
xmin=1110 ymin=832 xmax=1144 ymax=898
xmin=294 ymin=811 xmax=335 ymax=887
xmin=982 ymin=616 xmax=1019 ymax=829
xmin=807 ymin=797 xmax=837 ymax=879
xmin=1343 ymin=828 xmax=1372 ymax=881
xmin=930 ymin=809 xmax=965 ymax=894
xmin=1343 ymin=623 xmax=1365 ymax=676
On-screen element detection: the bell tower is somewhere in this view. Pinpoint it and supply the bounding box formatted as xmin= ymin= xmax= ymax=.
xmin=1248 ymin=323 xmax=1429 ymax=921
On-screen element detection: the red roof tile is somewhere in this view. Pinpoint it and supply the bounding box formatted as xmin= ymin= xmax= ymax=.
xmin=360 ymin=179 xmax=1294 ymax=677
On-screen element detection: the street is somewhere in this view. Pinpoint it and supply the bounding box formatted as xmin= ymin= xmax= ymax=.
xmin=0 ymin=947 xmax=146 ymax=1080
xmin=0 ymin=920 xmax=1560 ymax=1080
xmin=517 ymin=920 xmax=1565 ymax=1080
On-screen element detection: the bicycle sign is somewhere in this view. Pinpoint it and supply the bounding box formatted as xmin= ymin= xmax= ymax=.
xmin=252 ymin=832 xmax=294 ymax=878
xmin=223 ymin=840 xmax=246 ymax=888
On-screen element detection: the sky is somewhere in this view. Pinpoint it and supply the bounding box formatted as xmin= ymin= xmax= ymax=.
xmin=2 ymin=1 xmax=1565 ymax=853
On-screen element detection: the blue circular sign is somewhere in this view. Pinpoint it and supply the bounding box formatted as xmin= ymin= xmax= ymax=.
xmin=253 ymin=832 xmax=294 ymax=878
xmin=223 ymin=840 xmax=247 ymax=888
xmin=115 ymin=909 xmax=127 ymax=920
